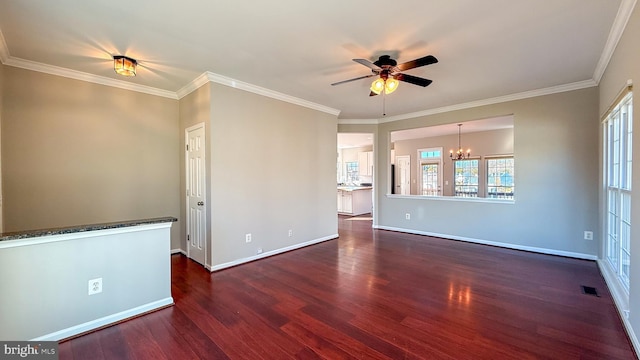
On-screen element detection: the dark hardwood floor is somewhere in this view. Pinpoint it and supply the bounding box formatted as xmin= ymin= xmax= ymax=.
xmin=59 ymin=215 xmax=637 ymax=359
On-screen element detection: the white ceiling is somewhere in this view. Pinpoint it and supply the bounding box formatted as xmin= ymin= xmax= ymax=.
xmin=337 ymin=133 xmax=373 ymax=149
xmin=0 ymin=1 xmax=630 ymax=120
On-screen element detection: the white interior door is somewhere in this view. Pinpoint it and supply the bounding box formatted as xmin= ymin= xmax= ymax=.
xmin=186 ymin=124 xmax=206 ymax=266
xmin=396 ymin=155 xmax=411 ymax=195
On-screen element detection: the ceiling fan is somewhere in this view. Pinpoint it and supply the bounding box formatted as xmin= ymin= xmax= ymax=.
xmin=331 ymin=54 xmax=438 ymax=96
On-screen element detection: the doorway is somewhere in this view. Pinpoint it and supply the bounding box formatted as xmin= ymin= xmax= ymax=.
xmin=396 ymin=155 xmax=411 ymax=195
xmin=337 ymin=133 xmax=375 ymax=219
xmin=185 ymin=123 xmax=207 ymax=266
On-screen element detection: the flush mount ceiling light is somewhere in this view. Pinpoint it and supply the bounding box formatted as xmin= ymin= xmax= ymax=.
xmin=450 ymin=124 xmax=471 ymax=160
xmin=113 ymin=55 xmax=137 ymax=77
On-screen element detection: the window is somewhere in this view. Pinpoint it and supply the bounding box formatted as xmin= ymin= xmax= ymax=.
xmin=454 ymin=159 xmax=478 ymax=197
xmin=420 ymin=150 xmax=441 ymax=159
xmin=487 ymin=157 xmax=515 ymax=199
xmin=604 ymin=91 xmax=632 ymax=290
xmin=345 ymin=162 xmax=359 ymax=184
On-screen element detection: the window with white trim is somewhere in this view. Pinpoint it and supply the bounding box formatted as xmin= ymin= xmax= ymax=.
xmin=454 ymin=159 xmax=479 ymax=197
xmin=604 ymin=91 xmax=632 ymax=290
xmin=345 ymin=161 xmax=359 ymax=184
xmin=487 ymin=157 xmax=515 ymax=199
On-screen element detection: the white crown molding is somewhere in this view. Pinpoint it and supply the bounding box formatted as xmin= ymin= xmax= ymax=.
xmin=2 ymin=28 xmax=177 ymax=100
xmin=177 ymin=71 xmax=341 ymax=116
xmin=2 ymin=8 xmax=622 ymax=122
xmin=3 ymin=56 xmax=178 ymax=99
xmin=593 ymin=0 xmax=637 ymax=83
xmin=206 ymin=72 xmax=341 ymax=115
xmin=0 ymin=30 xmax=8 ymax=64
xmin=175 ymin=72 xmax=210 ymax=99
xmin=337 ymin=118 xmax=379 ymax=125
xmin=376 ymin=79 xmax=598 ymax=124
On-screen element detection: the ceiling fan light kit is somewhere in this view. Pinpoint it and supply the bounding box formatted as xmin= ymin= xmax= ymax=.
xmin=370 ymin=78 xmax=385 ymax=94
xmin=385 ymin=78 xmax=399 ymax=93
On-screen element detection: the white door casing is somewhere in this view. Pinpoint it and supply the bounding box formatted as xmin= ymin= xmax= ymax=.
xmin=185 ymin=124 xmax=206 ymax=266
xmin=396 ymin=155 xmax=411 ymax=195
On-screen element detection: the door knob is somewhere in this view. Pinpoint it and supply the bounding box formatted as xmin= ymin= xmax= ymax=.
xmin=197 ymin=201 xmax=204 ymax=206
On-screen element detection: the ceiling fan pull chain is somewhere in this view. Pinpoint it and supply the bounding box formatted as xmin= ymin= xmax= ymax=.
xmin=383 ymin=91 xmax=386 ymax=116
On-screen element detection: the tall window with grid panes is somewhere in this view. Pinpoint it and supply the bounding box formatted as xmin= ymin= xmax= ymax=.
xmin=604 ymin=91 xmax=632 ymax=290
xmin=454 ymin=159 xmax=479 ymax=197
xmin=487 ymin=157 xmax=514 ymax=199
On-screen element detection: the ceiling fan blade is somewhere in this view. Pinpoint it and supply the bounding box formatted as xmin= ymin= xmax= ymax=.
xmin=369 ymin=91 xmax=378 ymax=97
xmin=396 ymin=55 xmax=438 ymax=71
xmin=394 ymin=73 xmax=433 ymax=87
xmin=353 ymin=58 xmax=382 ymax=71
xmin=331 ymin=74 xmax=376 ymax=86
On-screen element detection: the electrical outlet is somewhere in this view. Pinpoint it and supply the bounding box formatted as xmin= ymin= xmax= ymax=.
xmin=245 ymin=233 xmax=252 ymax=243
xmin=288 ymin=229 xmax=293 ymax=237
xmin=405 ymin=213 xmax=411 ymax=220
xmin=584 ymin=231 xmax=593 ymax=240
xmin=88 ymin=278 xmax=102 ymax=295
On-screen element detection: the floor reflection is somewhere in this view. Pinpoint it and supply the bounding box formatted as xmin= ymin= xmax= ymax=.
xmin=448 ymin=282 xmax=472 ymax=308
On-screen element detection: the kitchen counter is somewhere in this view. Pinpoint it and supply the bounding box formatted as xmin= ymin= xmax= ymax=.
xmin=337 ymin=186 xmax=373 ymax=192
xmin=338 ymin=187 xmax=373 ymax=216
xmin=0 ymin=216 xmax=177 ymax=242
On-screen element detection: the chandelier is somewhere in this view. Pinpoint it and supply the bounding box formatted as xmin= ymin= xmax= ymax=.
xmin=450 ymin=124 xmax=470 ymax=160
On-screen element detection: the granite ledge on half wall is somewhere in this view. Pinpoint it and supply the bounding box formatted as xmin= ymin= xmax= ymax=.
xmin=0 ymin=217 xmax=178 ymax=242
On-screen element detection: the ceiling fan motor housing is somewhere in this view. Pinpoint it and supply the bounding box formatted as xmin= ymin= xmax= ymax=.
xmin=373 ymin=55 xmax=398 ymax=79
xmin=373 ymin=55 xmax=397 ymax=68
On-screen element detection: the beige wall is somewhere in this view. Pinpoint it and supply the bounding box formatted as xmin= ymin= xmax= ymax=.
xmin=179 ymin=83 xmax=211 ymax=258
xmin=1 ymin=64 xmax=339 ymax=270
xmin=598 ymin=2 xmax=640 ymax=351
xmin=209 ymin=83 xmax=338 ymax=268
xmin=1 ymin=67 xmax=181 ymax=248
xmin=367 ymin=87 xmax=599 ymax=257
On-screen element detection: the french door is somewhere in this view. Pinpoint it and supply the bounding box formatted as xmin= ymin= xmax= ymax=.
xmin=421 ymin=162 xmax=440 ymax=196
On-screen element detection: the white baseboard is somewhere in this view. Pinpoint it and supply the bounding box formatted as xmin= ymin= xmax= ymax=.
xmin=597 ymin=260 xmax=639 ymax=356
xmin=170 ymin=248 xmax=186 ymax=255
xmin=373 ymin=225 xmax=597 ymax=260
xmin=209 ymin=234 xmax=339 ymax=272
xmin=31 ymin=297 xmax=174 ymax=341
